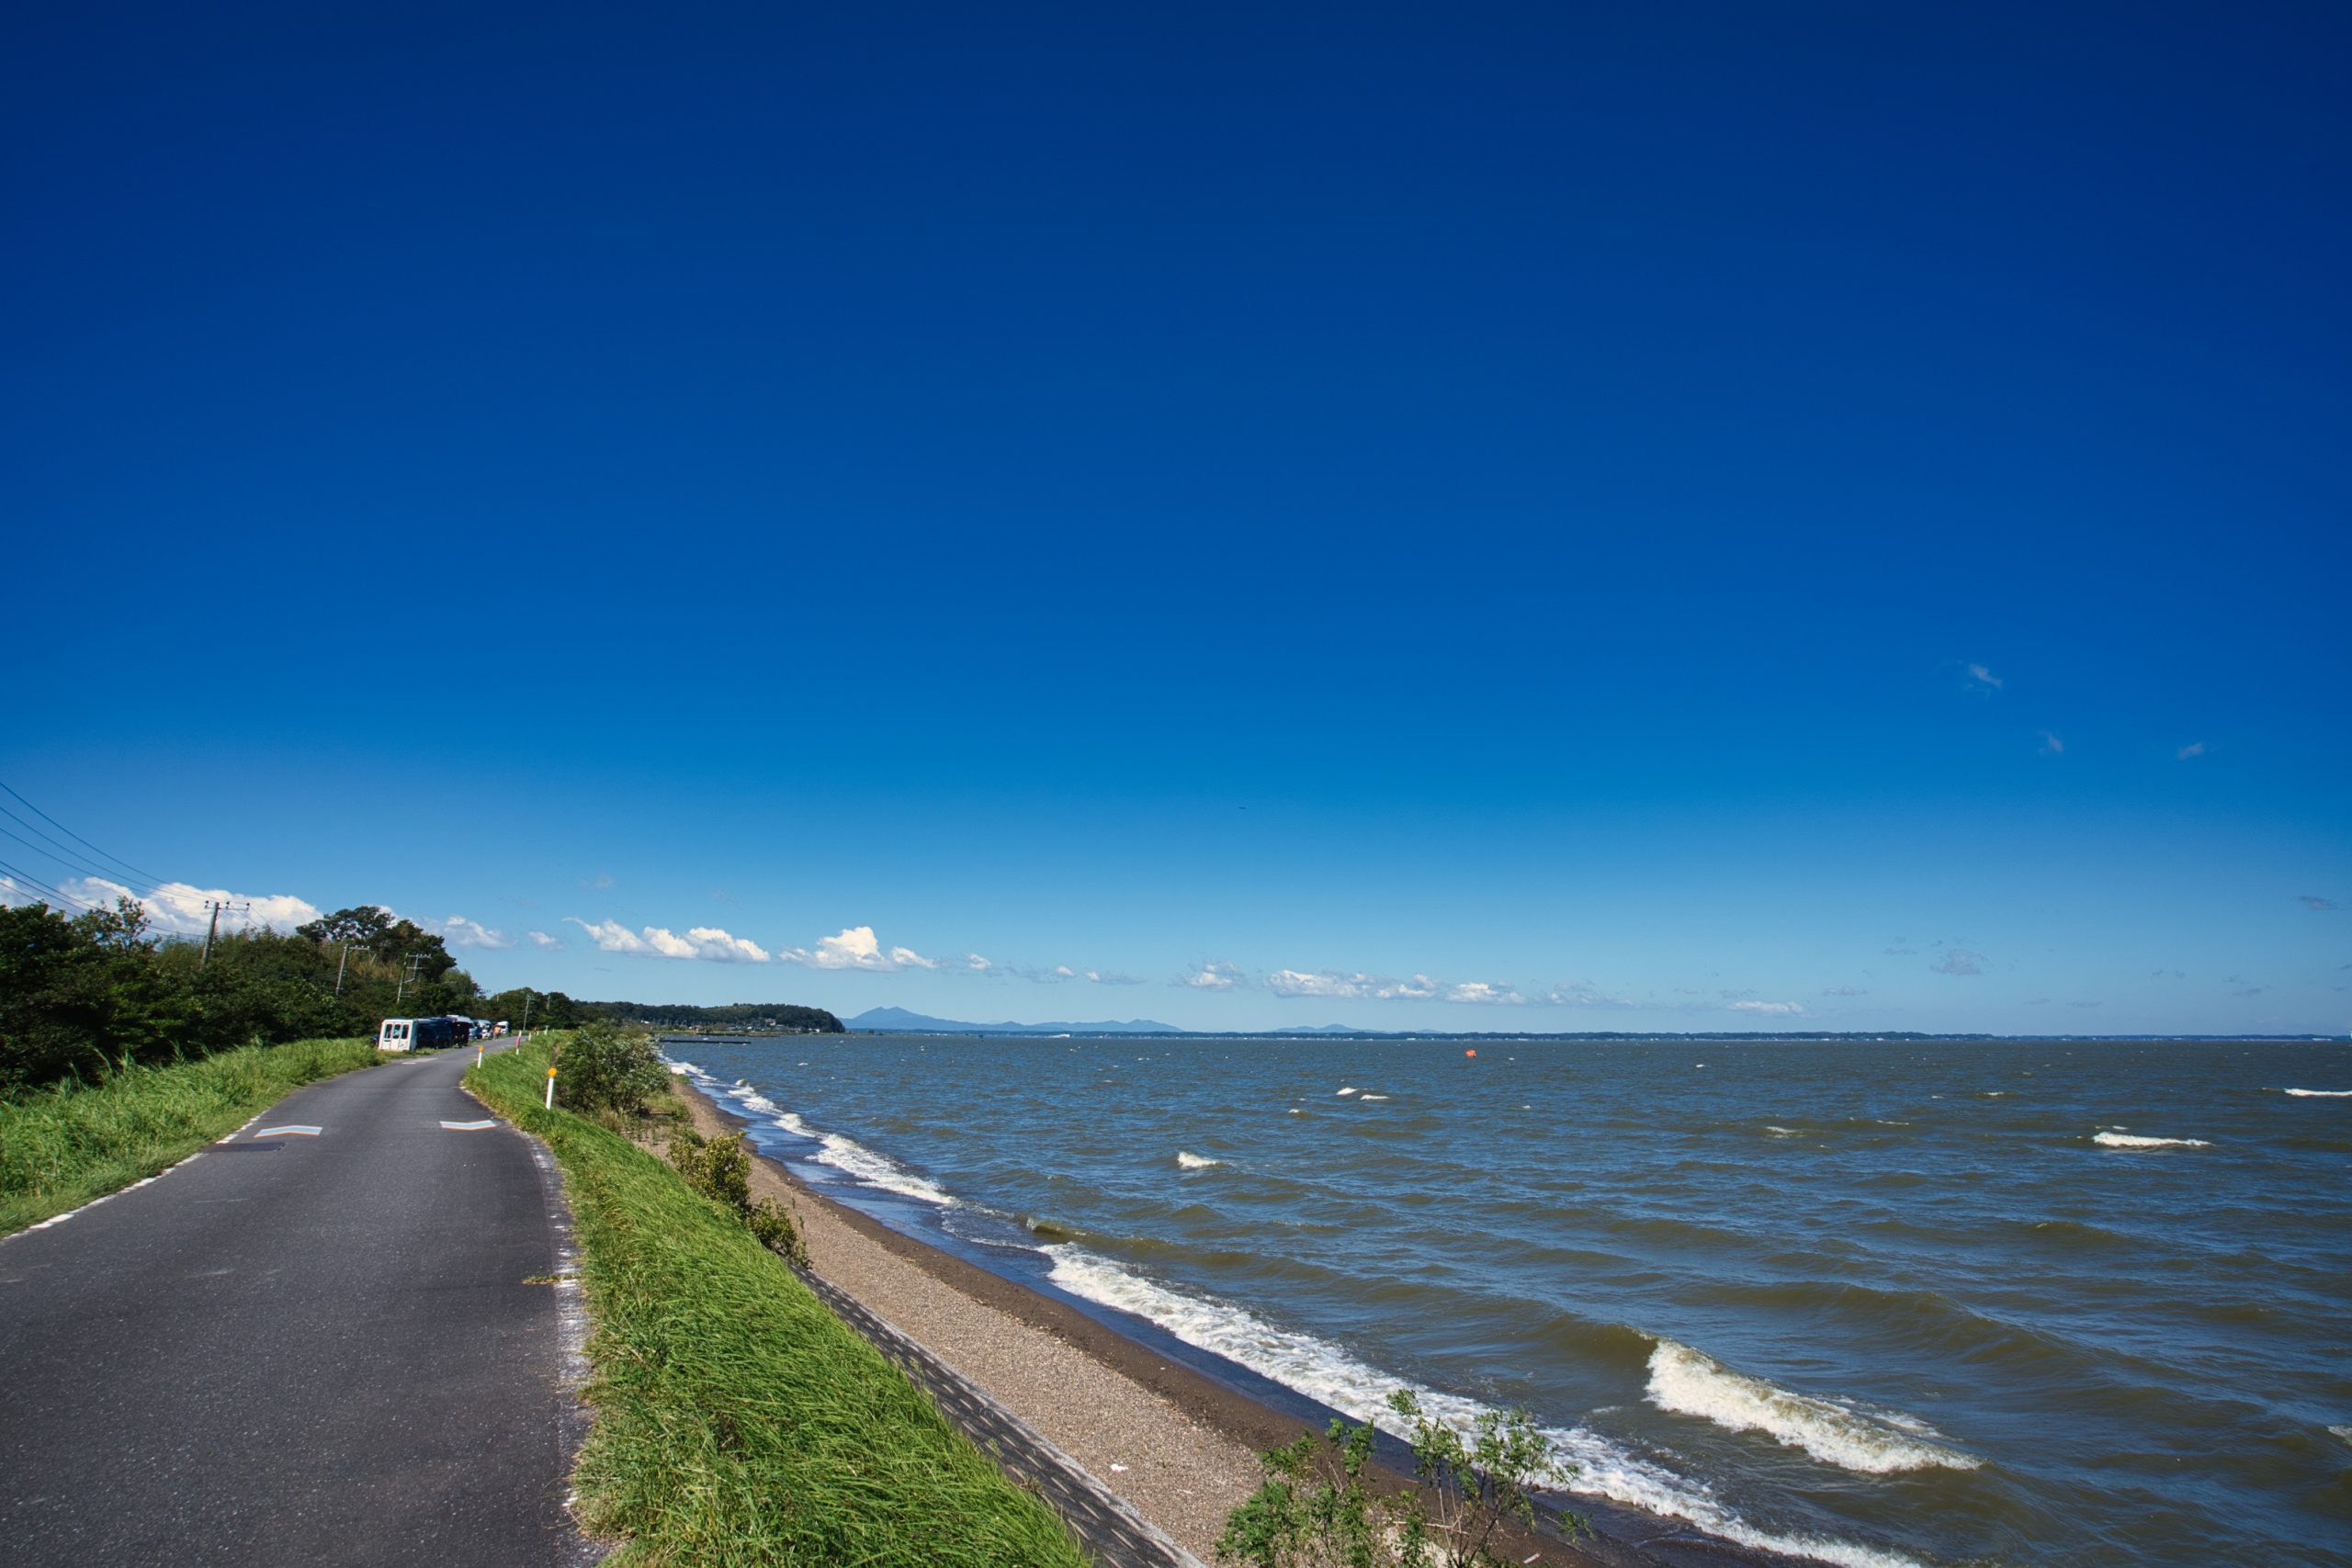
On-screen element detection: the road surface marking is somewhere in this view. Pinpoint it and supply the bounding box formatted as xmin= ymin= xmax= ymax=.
xmin=253 ymin=1124 xmax=322 ymax=1137
xmin=439 ymin=1119 xmax=499 ymax=1131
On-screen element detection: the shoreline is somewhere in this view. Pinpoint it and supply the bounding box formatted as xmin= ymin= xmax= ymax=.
xmin=673 ymin=1071 xmax=1769 ymax=1568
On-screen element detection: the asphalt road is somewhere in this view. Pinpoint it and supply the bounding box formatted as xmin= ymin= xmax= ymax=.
xmin=0 ymin=1040 xmax=584 ymax=1567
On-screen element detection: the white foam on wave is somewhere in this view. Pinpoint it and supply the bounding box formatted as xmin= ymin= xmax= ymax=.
xmin=1644 ymin=1340 xmax=1978 ymax=1475
xmin=814 ymin=1133 xmax=958 ymax=1205
xmin=2093 ymin=1132 xmax=2211 ymax=1150
xmin=1358 ymin=1093 xmax=1391 ymax=1101
xmin=667 ymin=1056 xmax=948 ymax=1202
xmin=1764 ymin=1125 xmax=1800 ymax=1137
xmin=1336 ymin=1086 xmax=1357 ymax=1097
xmin=2284 ymin=1088 xmax=2352 ymax=1098
xmin=1043 ymin=1246 xmax=1928 ymax=1568
xmin=2329 ymin=1424 xmax=2352 ymax=1447
xmin=1176 ymin=1151 xmax=1223 ymax=1169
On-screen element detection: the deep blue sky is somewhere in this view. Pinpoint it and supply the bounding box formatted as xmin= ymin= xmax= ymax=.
xmin=6 ymin=2 xmax=2346 ymax=1032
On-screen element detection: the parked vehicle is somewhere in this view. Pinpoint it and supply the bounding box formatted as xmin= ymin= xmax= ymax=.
xmin=377 ymin=1016 xmax=466 ymax=1052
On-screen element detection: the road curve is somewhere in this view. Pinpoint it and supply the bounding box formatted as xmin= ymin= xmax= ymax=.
xmin=0 ymin=1040 xmax=585 ymax=1567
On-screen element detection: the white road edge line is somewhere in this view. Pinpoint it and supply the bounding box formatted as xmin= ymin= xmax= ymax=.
xmin=2 ymin=1105 xmax=275 ymax=1245
xmin=439 ymin=1119 xmax=500 ymax=1130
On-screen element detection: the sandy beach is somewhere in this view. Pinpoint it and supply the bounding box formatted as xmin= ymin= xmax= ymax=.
xmin=668 ymin=1076 xmax=1612 ymax=1567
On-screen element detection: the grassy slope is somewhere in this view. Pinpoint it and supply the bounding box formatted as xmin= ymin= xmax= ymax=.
xmin=0 ymin=1036 xmax=381 ymax=1235
xmin=468 ymin=1040 xmax=1090 ymax=1568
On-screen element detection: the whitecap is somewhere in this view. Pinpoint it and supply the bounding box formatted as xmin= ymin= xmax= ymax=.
xmin=1336 ymin=1087 xmax=1357 ymax=1096
xmin=2093 ymin=1132 xmax=2211 ymax=1150
xmin=1176 ymin=1151 xmax=1223 ymax=1169
xmin=1287 ymin=1109 xmax=1304 ymax=1115
xmin=2330 ymin=1424 xmax=2352 ymax=1447
xmin=1645 ymin=1340 xmax=1978 ymax=1474
xmin=1042 ymin=1247 xmax=1929 ymax=1568
xmin=1764 ymin=1125 xmax=1800 ymax=1137
xmin=813 ymin=1133 xmax=958 ymax=1205
xmin=1358 ymin=1093 xmax=1390 ymax=1101
xmin=2284 ymin=1088 xmax=2352 ymax=1098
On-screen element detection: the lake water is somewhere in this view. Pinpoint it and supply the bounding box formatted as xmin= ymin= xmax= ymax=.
xmin=665 ymin=1034 xmax=2352 ymax=1567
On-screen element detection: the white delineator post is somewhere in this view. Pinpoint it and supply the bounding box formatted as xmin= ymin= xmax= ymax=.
xmin=546 ymin=1066 xmax=556 ymax=1110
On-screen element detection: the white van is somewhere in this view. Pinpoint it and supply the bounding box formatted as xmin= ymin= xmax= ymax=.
xmin=378 ymin=1018 xmax=416 ymax=1052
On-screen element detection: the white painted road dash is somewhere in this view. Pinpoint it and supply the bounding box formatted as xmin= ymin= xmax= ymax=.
xmin=440 ymin=1120 xmax=499 ymax=1131
xmin=253 ymin=1125 xmax=322 ymax=1138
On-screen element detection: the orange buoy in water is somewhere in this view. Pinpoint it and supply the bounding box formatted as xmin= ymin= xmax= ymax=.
xmin=1465 ymin=1048 xmax=1476 ymax=1057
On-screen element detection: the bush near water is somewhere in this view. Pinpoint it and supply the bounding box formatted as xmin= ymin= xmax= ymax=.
xmin=468 ymin=1036 xmax=1085 ymax=1567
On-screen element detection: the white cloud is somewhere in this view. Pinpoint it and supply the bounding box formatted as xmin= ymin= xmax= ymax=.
xmin=965 ymin=953 xmax=994 ymax=972
xmin=433 ymin=915 xmax=514 ymax=950
xmin=1730 ymin=999 xmax=1805 ymax=1016
xmin=528 ymin=930 xmax=563 ymax=949
xmin=641 ymin=927 xmax=698 ymax=959
xmin=1183 ymin=962 xmax=1246 ymax=990
xmin=566 ymin=917 xmax=655 ymax=954
xmin=60 ymin=877 xmax=321 ymax=937
xmin=1264 ymin=969 xmax=1438 ymax=1001
xmin=1966 ymin=662 xmax=2003 ymax=690
xmin=2037 ymin=730 xmax=2064 ymax=755
xmin=1931 ymin=949 xmax=1985 ymax=976
xmin=685 ymin=926 xmax=771 ymax=964
xmin=776 ymin=925 xmax=936 ymax=971
xmin=1444 ymin=980 xmax=1526 ymax=1006
xmin=2177 ymin=741 xmax=2206 ymax=760
xmin=1543 ymin=981 xmax=1636 ymax=1008
xmin=1085 ymin=969 xmax=1144 ymax=986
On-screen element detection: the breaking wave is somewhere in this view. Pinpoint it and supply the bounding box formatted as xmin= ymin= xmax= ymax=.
xmin=1043 ymin=1246 xmax=1927 ymax=1568
xmin=2093 ymin=1132 xmax=2211 ymax=1150
xmin=670 ymin=1059 xmax=953 ymax=1205
xmin=1643 ymin=1339 xmax=1979 ymax=1474
xmin=2282 ymin=1088 xmax=2352 ymax=1099
xmin=1176 ymin=1151 xmax=1223 ymax=1169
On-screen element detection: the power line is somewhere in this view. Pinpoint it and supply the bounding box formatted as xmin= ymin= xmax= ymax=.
xmin=0 ymin=820 xmax=163 ymax=897
xmin=0 ymin=780 xmax=168 ymax=888
xmin=0 ymin=858 xmax=101 ymax=913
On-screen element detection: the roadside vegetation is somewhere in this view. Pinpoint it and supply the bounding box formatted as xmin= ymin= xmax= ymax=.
xmin=0 ymin=1035 xmax=382 ymax=1235
xmin=0 ymin=896 xmax=581 ymax=1097
xmin=468 ymin=1036 xmax=1087 ymax=1567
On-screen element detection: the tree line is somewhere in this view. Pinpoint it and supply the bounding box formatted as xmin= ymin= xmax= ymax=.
xmin=2 ymin=899 xmax=589 ymax=1097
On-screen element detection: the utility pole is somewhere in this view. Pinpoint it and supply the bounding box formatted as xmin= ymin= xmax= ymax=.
xmin=395 ymin=953 xmax=425 ymax=1009
xmin=198 ymin=900 xmax=248 ymax=969
xmin=334 ymin=940 xmax=352 ymax=996
xmin=520 ymin=989 xmax=535 ymax=1034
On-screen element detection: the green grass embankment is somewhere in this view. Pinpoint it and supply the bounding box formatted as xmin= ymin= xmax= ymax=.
xmin=467 ymin=1039 xmax=1090 ymax=1568
xmin=0 ymin=1036 xmax=381 ymax=1235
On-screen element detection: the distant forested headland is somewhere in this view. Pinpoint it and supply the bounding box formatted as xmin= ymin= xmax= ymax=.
xmin=594 ymin=1000 xmax=843 ymax=1033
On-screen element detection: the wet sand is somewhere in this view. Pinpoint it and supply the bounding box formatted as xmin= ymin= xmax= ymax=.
xmin=668 ymin=1075 xmax=1623 ymax=1566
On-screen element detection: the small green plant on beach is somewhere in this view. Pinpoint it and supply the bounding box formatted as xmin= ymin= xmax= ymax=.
xmin=669 ymin=1125 xmax=808 ymax=1267
xmin=1216 ymin=1390 xmax=1582 ymax=1568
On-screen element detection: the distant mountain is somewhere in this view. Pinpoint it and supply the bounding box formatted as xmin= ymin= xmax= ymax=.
xmin=1271 ymin=1023 xmax=1382 ymax=1035
xmin=843 ymin=1006 xmax=1186 ymax=1035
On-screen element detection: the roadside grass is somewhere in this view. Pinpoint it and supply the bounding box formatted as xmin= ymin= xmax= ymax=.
xmin=468 ymin=1040 xmax=1091 ymax=1568
xmin=0 ymin=1036 xmax=381 ymax=1235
